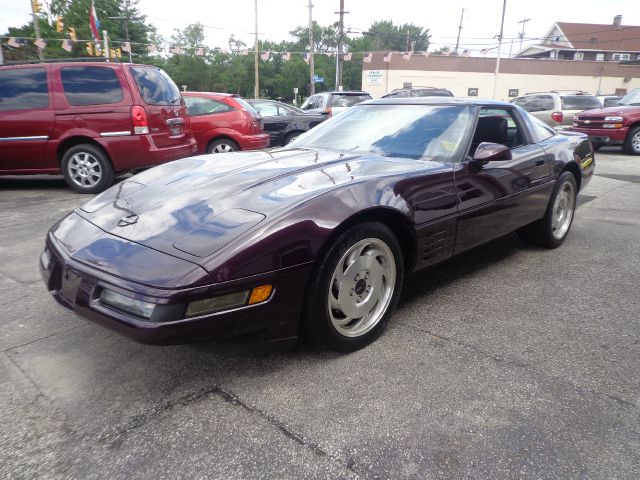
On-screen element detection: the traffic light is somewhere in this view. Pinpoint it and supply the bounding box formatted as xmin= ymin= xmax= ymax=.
xmin=67 ymin=27 xmax=76 ymax=41
xmin=86 ymin=42 xmax=94 ymax=56
xmin=56 ymin=16 xmax=64 ymax=33
xmin=110 ymin=48 xmax=121 ymax=59
xmin=31 ymin=0 xmax=42 ymax=13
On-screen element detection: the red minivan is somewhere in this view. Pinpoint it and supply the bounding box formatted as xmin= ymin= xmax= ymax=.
xmin=183 ymin=92 xmax=269 ymax=154
xmin=0 ymin=60 xmax=197 ymax=193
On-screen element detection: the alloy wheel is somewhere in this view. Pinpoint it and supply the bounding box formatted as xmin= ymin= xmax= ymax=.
xmin=551 ymin=180 xmax=575 ymax=240
xmin=67 ymin=152 xmax=102 ymax=188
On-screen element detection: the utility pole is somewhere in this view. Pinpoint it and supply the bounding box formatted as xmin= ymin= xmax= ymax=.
xmin=30 ymin=0 xmax=44 ymax=60
xmin=517 ymin=17 xmax=531 ymax=51
xmin=308 ymin=2 xmax=315 ymax=95
xmin=454 ymin=8 xmax=465 ymax=55
xmin=254 ymin=0 xmax=259 ymax=98
xmin=108 ymin=7 xmax=133 ymax=62
xmin=492 ymin=0 xmax=507 ymax=99
xmin=335 ymin=0 xmax=347 ymax=90
xmin=0 ymin=39 xmax=4 ymax=64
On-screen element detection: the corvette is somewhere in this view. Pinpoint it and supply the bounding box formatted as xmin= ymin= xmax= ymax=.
xmin=41 ymin=98 xmax=594 ymax=352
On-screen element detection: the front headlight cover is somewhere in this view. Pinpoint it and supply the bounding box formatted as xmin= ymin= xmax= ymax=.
xmin=100 ymin=289 xmax=156 ymax=319
xmin=604 ymin=116 xmax=624 ymax=122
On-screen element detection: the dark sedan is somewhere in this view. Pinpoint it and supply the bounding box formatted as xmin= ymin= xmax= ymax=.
xmin=246 ymin=99 xmax=327 ymax=146
xmin=41 ymin=98 xmax=594 ymax=352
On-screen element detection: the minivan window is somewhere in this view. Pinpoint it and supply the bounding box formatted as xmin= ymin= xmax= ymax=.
xmin=0 ymin=68 xmax=48 ymax=111
xmin=61 ymin=66 xmax=124 ymax=106
xmin=331 ymin=94 xmax=371 ymax=107
xmin=561 ymin=95 xmax=600 ymax=111
xmin=129 ymin=66 xmax=181 ymax=106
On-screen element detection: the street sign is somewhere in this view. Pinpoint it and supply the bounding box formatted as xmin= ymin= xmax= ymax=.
xmin=313 ymin=74 xmax=325 ymax=83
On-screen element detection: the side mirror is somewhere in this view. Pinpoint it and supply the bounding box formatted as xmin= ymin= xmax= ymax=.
xmin=473 ymin=142 xmax=512 ymax=163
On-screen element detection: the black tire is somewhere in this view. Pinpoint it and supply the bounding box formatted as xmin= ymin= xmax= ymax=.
xmin=517 ymin=171 xmax=578 ymax=248
xmin=591 ymin=144 xmax=603 ymax=151
xmin=284 ymin=131 xmax=303 ymax=145
xmin=207 ymin=138 xmax=239 ymax=154
xmin=303 ymin=222 xmax=404 ymax=352
xmin=623 ymin=126 xmax=640 ymax=155
xmin=61 ymin=144 xmax=114 ymax=194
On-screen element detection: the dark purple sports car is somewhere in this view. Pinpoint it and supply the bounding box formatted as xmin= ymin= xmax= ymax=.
xmin=41 ymin=98 xmax=595 ymax=352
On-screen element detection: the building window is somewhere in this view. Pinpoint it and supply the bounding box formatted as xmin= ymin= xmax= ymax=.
xmin=596 ymin=53 xmax=605 ymax=61
xmin=612 ymin=53 xmax=631 ymax=61
xmin=573 ymin=52 xmax=584 ymax=60
xmin=550 ymin=50 xmax=557 ymax=59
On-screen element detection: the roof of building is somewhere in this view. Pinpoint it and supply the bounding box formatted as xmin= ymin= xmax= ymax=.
xmin=543 ymin=22 xmax=640 ymax=52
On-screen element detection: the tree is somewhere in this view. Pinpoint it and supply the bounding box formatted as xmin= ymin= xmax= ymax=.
xmin=348 ymin=21 xmax=430 ymax=53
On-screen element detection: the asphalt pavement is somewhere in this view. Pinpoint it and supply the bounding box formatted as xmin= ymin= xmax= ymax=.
xmin=1 ymin=149 xmax=639 ymax=479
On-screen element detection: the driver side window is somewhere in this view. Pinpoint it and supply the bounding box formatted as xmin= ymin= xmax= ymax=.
xmin=470 ymin=108 xmax=527 ymax=155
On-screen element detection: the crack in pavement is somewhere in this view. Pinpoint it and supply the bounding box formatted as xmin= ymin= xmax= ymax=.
xmin=3 ymin=323 xmax=89 ymax=353
xmin=102 ymin=384 xmax=371 ymax=479
xmin=399 ymin=323 xmax=639 ymax=411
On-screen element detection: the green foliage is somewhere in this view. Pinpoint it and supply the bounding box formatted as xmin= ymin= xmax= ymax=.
xmin=2 ymin=11 xmax=430 ymax=99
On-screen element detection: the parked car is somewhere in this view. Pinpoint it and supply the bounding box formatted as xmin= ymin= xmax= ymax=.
xmin=570 ymin=88 xmax=640 ymax=154
xmin=596 ymin=94 xmax=622 ymax=108
xmin=183 ymin=92 xmax=269 ymax=154
xmin=511 ymin=90 xmax=601 ymax=130
xmin=381 ymin=86 xmax=454 ymax=98
xmin=0 ymin=60 xmax=197 ymax=193
xmin=41 ymin=98 xmax=594 ymax=352
xmin=246 ymin=99 xmax=327 ymax=146
xmin=300 ymin=90 xmax=372 ymax=117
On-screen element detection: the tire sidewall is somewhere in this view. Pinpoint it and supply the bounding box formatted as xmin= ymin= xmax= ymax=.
xmin=545 ymin=171 xmax=578 ymax=248
xmin=303 ymin=222 xmax=404 ymax=352
xmin=208 ymin=139 xmax=238 ymax=154
xmin=284 ymin=132 xmax=301 ymax=145
xmin=61 ymin=144 xmax=114 ymax=194
xmin=624 ymin=127 xmax=640 ymax=155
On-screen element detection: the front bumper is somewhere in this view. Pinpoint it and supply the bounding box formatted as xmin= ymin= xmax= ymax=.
xmin=568 ymin=126 xmax=628 ymax=146
xmin=40 ymin=233 xmax=310 ymax=345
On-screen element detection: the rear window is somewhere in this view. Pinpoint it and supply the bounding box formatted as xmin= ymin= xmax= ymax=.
xmin=184 ymin=96 xmax=233 ymax=116
xmin=561 ymin=95 xmax=600 ymax=111
xmin=0 ymin=67 xmax=48 ymax=111
xmin=331 ymin=94 xmax=371 ymax=107
xmin=233 ymin=97 xmax=259 ymax=114
xmin=60 ymin=66 xmax=124 ymax=106
xmin=412 ymin=89 xmax=454 ymax=97
xmin=129 ymin=66 xmax=181 ymax=106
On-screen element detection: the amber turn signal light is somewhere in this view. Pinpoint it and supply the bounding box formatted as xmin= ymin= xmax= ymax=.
xmin=249 ymin=284 xmax=273 ymax=304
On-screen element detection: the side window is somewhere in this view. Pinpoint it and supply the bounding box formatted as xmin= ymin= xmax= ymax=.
xmin=253 ymin=102 xmax=279 ymax=116
xmin=471 ymin=108 xmax=527 ymax=153
xmin=184 ymin=97 xmax=232 ymax=116
xmin=0 ymin=68 xmax=49 ymax=111
xmin=302 ymin=96 xmax=319 ymax=110
xmin=537 ymin=95 xmax=555 ymax=111
xmin=60 ymin=66 xmax=124 ymax=106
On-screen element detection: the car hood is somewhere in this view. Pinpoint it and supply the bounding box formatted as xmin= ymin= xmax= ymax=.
xmin=577 ymin=106 xmax=639 ymax=116
xmin=75 ymin=148 xmax=433 ymax=262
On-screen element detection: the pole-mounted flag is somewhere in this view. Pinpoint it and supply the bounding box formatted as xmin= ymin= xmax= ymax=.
xmin=89 ymin=0 xmax=101 ymax=49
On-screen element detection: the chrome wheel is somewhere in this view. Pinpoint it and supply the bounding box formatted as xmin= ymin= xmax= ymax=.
xmin=632 ymin=131 xmax=640 ymax=152
xmin=67 ymin=152 xmax=102 ymax=188
xmin=551 ymin=180 xmax=575 ymax=240
xmin=328 ymin=238 xmax=396 ymax=338
xmin=210 ymin=142 xmax=236 ymax=153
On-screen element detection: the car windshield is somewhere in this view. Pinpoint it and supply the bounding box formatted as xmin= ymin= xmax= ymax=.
xmin=618 ymin=89 xmax=640 ymax=106
xmin=291 ymin=104 xmax=474 ymax=160
xmin=331 ymin=94 xmax=371 ymax=107
xmin=560 ymin=95 xmax=600 ymax=111
xmin=129 ymin=66 xmax=182 ymax=106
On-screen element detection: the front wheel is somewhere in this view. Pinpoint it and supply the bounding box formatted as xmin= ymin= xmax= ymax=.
xmin=303 ymin=222 xmax=404 ymax=352
xmin=61 ymin=144 xmax=114 ymax=194
xmin=623 ymin=126 xmax=640 ymax=155
xmin=518 ymin=171 xmax=577 ymax=248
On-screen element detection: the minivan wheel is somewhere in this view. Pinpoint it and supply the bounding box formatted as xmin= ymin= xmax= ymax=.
xmin=623 ymin=126 xmax=640 ymax=155
xmin=208 ymin=139 xmax=239 ymax=154
xmin=303 ymin=222 xmax=404 ymax=352
xmin=61 ymin=144 xmax=114 ymax=194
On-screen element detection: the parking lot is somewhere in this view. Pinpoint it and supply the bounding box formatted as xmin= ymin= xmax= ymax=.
xmin=1 ymin=149 xmax=639 ymax=479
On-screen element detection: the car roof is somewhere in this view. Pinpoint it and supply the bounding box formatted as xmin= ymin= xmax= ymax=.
xmin=183 ymin=91 xmax=239 ymax=97
xmin=367 ymin=97 xmax=514 ymax=107
xmin=317 ymin=91 xmax=370 ymax=95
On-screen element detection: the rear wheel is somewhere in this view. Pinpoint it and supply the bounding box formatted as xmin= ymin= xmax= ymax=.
xmin=517 ymin=171 xmax=577 ymax=248
xmin=284 ymin=131 xmax=303 ymax=145
xmin=303 ymin=222 xmax=403 ymax=352
xmin=208 ymin=138 xmax=239 ymax=154
xmin=61 ymin=144 xmax=114 ymax=194
xmin=623 ymin=126 xmax=640 ymax=155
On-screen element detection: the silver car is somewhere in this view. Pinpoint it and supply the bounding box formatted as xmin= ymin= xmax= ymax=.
xmin=300 ymin=91 xmax=372 ymax=117
xmin=511 ymin=91 xmax=601 ymax=130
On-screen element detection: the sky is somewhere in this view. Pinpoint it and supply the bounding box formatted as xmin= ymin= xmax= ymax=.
xmin=2 ymin=0 xmax=640 ymax=56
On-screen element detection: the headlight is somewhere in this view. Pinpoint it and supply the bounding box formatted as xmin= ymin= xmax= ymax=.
xmin=99 ymin=289 xmax=156 ymax=319
xmin=604 ymin=116 xmax=623 ymax=122
xmin=185 ymin=284 xmax=273 ymax=318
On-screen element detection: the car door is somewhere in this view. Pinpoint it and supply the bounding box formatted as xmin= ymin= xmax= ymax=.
xmin=252 ymin=101 xmax=290 ymax=146
xmin=454 ymin=106 xmax=553 ymax=254
xmin=0 ymin=66 xmax=54 ymax=172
